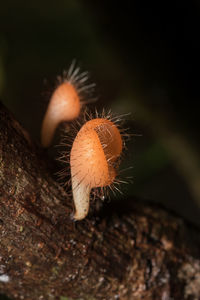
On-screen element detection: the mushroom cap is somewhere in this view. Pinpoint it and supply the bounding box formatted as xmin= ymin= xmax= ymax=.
xmin=70 ymin=118 xmax=122 ymax=188
xmin=49 ymin=82 xmax=81 ymax=121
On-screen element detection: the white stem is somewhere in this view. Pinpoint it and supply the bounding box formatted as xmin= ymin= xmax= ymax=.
xmin=71 ymin=177 xmax=91 ymax=220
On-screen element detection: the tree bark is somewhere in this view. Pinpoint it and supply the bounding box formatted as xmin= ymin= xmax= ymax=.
xmin=0 ymin=101 xmax=200 ymax=300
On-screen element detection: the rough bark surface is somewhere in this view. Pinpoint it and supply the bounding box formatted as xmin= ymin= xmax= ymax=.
xmin=0 ymin=101 xmax=200 ymax=300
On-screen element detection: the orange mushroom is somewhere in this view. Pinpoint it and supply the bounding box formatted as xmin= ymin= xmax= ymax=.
xmin=41 ymin=61 xmax=95 ymax=147
xmin=70 ymin=118 xmax=123 ymax=220
xmin=41 ymin=82 xmax=81 ymax=147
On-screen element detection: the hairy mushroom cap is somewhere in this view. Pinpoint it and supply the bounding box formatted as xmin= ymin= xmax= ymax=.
xmin=41 ymin=82 xmax=81 ymax=148
xmin=70 ymin=118 xmax=123 ymax=220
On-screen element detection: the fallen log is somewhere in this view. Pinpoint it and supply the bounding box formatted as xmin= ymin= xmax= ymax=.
xmin=0 ymin=102 xmax=200 ymax=300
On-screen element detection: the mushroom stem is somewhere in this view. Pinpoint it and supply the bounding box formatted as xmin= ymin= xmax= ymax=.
xmin=72 ymin=177 xmax=91 ymax=220
xmin=41 ymin=111 xmax=59 ymax=148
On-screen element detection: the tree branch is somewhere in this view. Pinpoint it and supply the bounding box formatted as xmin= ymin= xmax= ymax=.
xmin=0 ymin=102 xmax=200 ymax=300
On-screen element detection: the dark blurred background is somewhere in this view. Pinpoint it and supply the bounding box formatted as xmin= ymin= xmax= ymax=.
xmin=0 ymin=0 xmax=200 ymax=233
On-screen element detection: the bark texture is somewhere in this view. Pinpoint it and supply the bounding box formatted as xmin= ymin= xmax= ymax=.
xmin=0 ymin=101 xmax=200 ymax=300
